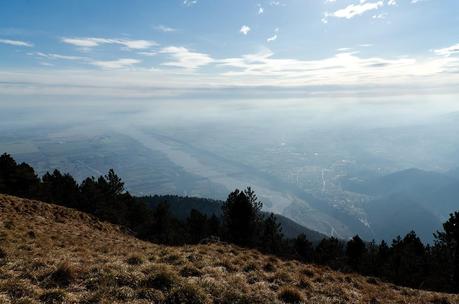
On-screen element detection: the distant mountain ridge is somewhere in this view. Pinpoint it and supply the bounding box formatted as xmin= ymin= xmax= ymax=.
xmin=344 ymin=168 xmax=457 ymax=197
xmin=344 ymin=168 xmax=459 ymax=242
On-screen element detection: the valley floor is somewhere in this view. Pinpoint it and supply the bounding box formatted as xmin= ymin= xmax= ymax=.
xmin=0 ymin=194 xmax=457 ymax=304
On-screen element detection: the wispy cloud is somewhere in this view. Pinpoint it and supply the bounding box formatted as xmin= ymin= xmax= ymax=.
xmin=160 ymin=46 xmax=213 ymax=70
xmin=270 ymin=1 xmax=285 ymax=7
xmin=240 ymin=25 xmax=251 ymax=35
xmin=372 ymin=13 xmax=388 ymax=19
xmin=90 ymin=58 xmax=140 ymax=69
xmin=31 ymin=52 xmax=86 ymax=61
xmin=61 ymin=38 xmax=100 ymax=48
xmin=183 ymin=0 xmax=198 ymax=7
xmin=257 ymin=4 xmax=264 ymax=15
xmin=155 ymin=25 xmax=177 ymax=33
xmin=38 ymin=62 xmax=54 ymax=67
xmin=267 ymin=28 xmax=279 ymax=43
xmin=62 ymin=37 xmax=157 ymax=50
xmin=0 ymin=38 xmax=33 ymax=47
xmin=30 ymin=50 xmax=141 ymax=69
xmin=267 ymin=35 xmax=278 ymax=43
xmin=434 ymin=43 xmax=459 ymax=57
xmin=120 ymin=40 xmax=156 ymax=49
xmin=138 ymin=51 xmax=157 ymax=57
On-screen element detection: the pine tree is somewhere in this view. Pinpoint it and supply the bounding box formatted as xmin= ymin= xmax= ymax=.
xmin=187 ymin=209 xmax=209 ymax=243
xmin=261 ymin=213 xmax=283 ymax=253
xmin=222 ymin=187 xmax=263 ymax=246
xmin=346 ymin=235 xmax=366 ymax=271
xmin=105 ymin=169 xmax=125 ymax=196
xmin=294 ymin=234 xmax=314 ymax=262
xmin=151 ymin=201 xmax=173 ymax=244
xmin=208 ymin=214 xmax=221 ymax=238
xmin=315 ymin=237 xmax=344 ymax=267
xmin=435 ymin=212 xmax=459 ymax=292
xmin=40 ymin=169 xmax=80 ymax=208
xmin=0 ymin=153 xmax=39 ymax=198
xmin=388 ymin=231 xmax=426 ymax=288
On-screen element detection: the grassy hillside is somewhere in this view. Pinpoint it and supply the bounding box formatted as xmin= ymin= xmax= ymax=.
xmin=0 ymin=194 xmax=457 ymax=304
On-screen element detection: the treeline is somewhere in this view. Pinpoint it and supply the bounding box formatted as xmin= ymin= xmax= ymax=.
xmin=0 ymin=153 xmax=458 ymax=293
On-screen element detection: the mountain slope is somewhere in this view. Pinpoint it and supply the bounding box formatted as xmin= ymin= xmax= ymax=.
xmin=365 ymin=194 xmax=442 ymax=243
xmin=343 ymin=168 xmax=459 ymax=242
xmin=1 ymin=194 xmax=458 ymax=304
xmin=447 ymin=167 xmax=459 ymax=180
xmin=420 ymin=181 xmax=459 ymax=220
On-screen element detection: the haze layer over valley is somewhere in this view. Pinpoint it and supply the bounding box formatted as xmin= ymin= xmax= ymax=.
xmin=2 ymin=97 xmax=459 ymax=243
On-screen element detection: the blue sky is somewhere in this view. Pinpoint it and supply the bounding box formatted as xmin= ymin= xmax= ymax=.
xmin=0 ymin=0 xmax=458 ymax=101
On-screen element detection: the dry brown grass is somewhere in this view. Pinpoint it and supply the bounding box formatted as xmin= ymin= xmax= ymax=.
xmin=0 ymin=193 xmax=458 ymax=304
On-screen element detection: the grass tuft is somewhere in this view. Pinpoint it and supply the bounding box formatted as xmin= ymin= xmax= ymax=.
xmin=430 ymin=296 xmax=450 ymax=304
xmin=126 ymin=254 xmax=144 ymax=265
xmin=263 ymin=262 xmax=276 ymax=272
xmin=45 ymin=261 xmax=77 ymax=287
xmin=243 ymin=262 xmax=258 ymax=272
xmin=112 ymin=286 xmax=136 ymax=300
xmin=39 ymin=289 xmax=66 ymax=304
xmin=144 ymin=268 xmax=179 ymax=291
xmin=298 ymin=277 xmax=312 ymax=290
xmin=165 ymin=283 xmax=209 ymax=304
xmin=0 ymin=280 xmax=36 ymax=299
xmin=301 ymin=268 xmax=315 ymax=278
xmin=278 ymin=287 xmax=304 ymax=304
xmin=137 ymin=288 xmax=165 ymax=301
xmin=180 ymin=265 xmax=202 ymax=277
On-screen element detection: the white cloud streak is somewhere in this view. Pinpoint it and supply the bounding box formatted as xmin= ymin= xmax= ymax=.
xmin=155 ymin=25 xmax=177 ymax=33
xmin=329 ymin=1 xmax=384 ymax=20
xmin=62 ymin=37 xmax=157 ymax=50
xmin=267 ymin=34 xmax=278 ymax=42
xmin=90 ymin=58 xmax=140 ymax=69
xmin=32 ymin=52 xmax=86 ymax=61
xmin=29 ymin=51 xmax=140 ymax=70
xmin=183 ymin=0 xmax=198 ymax=7
xmin=0 ymin=39 xmax=33 ymax=47
xmin=138 ymin=51 xmax=157 ymax=57
xmin=435 ymin=43 xmax=459 ymax=57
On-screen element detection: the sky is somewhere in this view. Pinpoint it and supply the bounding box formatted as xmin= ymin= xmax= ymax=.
xmin=0 ymin=0 xmax=459 ymax=102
